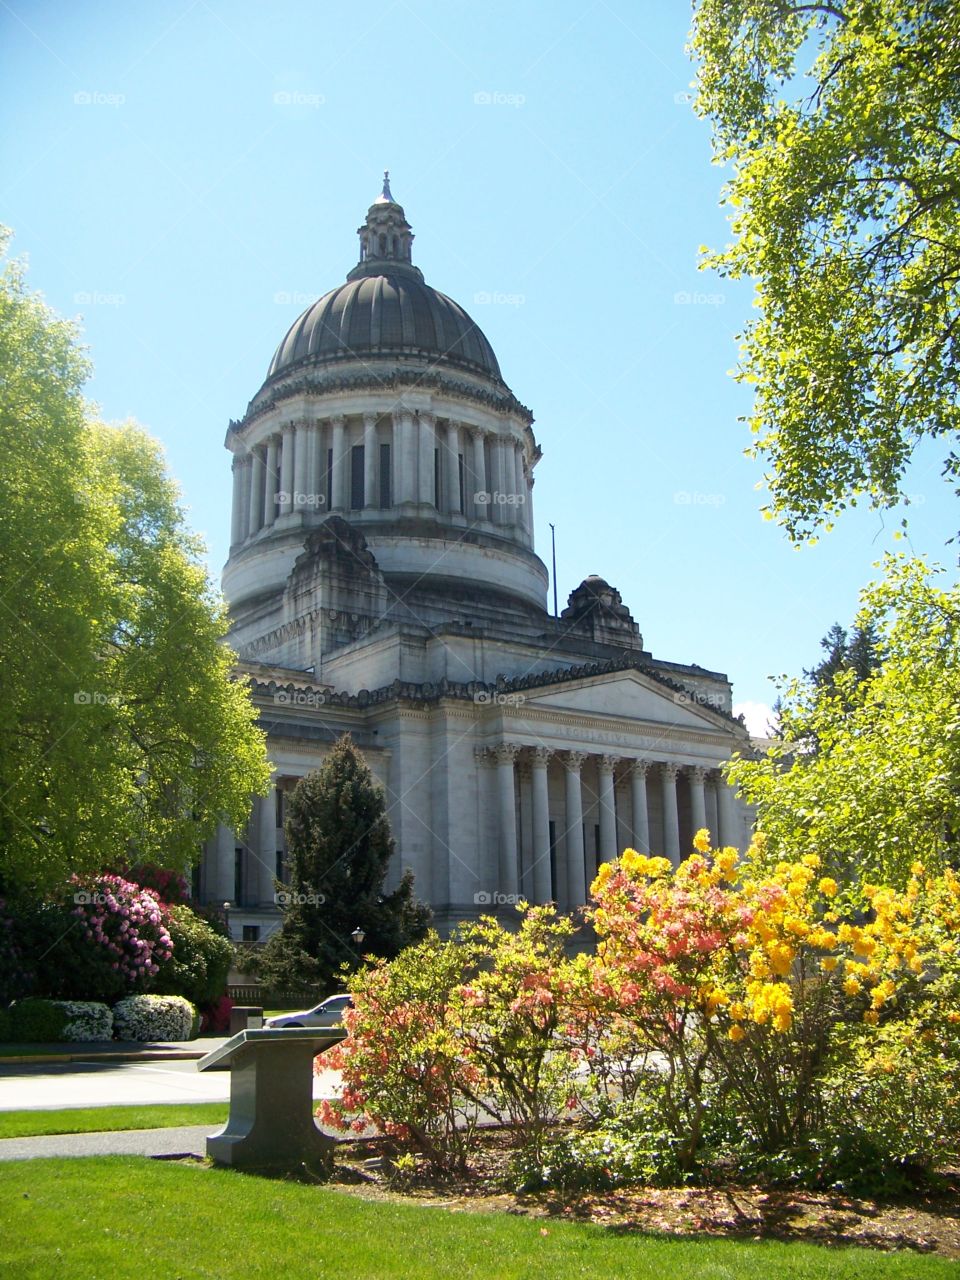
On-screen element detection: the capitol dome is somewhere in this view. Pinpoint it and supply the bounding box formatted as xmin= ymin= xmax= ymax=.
xmin=222 ymin=174 xmax=548 ymax=651
xmin=266 ymin=174 xmax=502 ymax=384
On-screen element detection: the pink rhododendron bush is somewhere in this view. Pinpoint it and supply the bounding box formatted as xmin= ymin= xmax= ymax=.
xmin=318 ymin=833 xmax=960 ymax=1192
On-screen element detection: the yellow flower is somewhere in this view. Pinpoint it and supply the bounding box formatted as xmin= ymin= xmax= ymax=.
xmin=843 ymin=977 xmax=861 ymax=997
xmin=871 ymin=978 xmax=896 ymax=1009
xmin=729 ymin=1002 xmax=747 ymax=1021
xmin=801 ymin=854 xmax=821 ymax=869
xmin=693 ymin=828 xmax=711 ymax=855
xmin=818 ymin=877 xmax=838 ymax=898
xmin=863 ymin=1010 xmax=879 ymax=1026
xmin=728 ymin=1024 xmax=745 ymax=1043
xmin=766 ymin=941 xmax=796 ymax=977
xmin=591 ymin=864 xmax=613 ymax=894
xmin=820 ymin=956 xmax=839 ymax=973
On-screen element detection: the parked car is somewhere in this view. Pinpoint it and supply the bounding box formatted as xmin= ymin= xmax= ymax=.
xmin=264 ymin=993 xmax=353 ymax=1029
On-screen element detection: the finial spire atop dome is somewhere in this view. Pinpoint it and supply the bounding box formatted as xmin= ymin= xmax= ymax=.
xmin=349 ymin=174 xmax=419 ymax=280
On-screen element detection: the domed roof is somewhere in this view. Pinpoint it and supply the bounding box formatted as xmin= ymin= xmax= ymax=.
xmin=266 ymin=175 xmax=503 ymax=384
xmin=267 ymin=273 xmax=502 ymax=382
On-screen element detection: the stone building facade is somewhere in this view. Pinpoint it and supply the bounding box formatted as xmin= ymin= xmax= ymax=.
xmin=199 ymin=176 xmax=751 ymax=941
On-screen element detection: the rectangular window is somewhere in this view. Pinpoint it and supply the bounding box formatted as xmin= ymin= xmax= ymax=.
xmin=242 ymin=925 xmax=260 ymax=943
xmin=276 ymin=850 xmax=285 ymax=884
xmin=350 ymin=444 xmax=364 ymax=510
xmin=190 ymin=861 xmax=201 ymax=900
xmin=458 ymin=454 xmax=465 ymax=514
xmin=379 ymin=443 xmax=391 ymax=508
xmin=234 ymin=848 xmax=243 ymax=906
xmin=326 ymin=448 xmax=333 ymax=508
xmin=275 ymin=788 xmax=283 ymax=827
xmin=434 ymin=448 xmax=441 ymax=509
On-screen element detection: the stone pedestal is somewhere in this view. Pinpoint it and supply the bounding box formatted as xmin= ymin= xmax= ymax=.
xmin=199 ymin=1028 xmax=344 ymax=1171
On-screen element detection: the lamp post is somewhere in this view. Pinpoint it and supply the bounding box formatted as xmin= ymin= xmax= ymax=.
xmin=223 ymin=901 xmax=232 ymax=941
xmin=350 ymin=926 xmax=365 ymax=948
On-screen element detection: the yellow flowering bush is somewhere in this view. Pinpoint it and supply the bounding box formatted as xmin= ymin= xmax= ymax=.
xmin=587 ymin=831 xmax=960 ymax=1171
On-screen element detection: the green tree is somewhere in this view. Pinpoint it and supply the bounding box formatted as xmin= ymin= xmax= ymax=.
xmin=0 ymin=230 xmax=269 ymax=893
xmin=729 ymin=556 xmax=960 ymax=888
xmin=691 ymin=0 xmax=960 ymax=539
xmin=806 ymin=620 xmax=882 ymax=695
xmin=260 ymin=735 xmax=430 ymax=994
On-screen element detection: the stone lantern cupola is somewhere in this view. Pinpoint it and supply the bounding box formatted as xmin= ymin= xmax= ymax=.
xmin=350 ymin=172 xmax=418 ymax=277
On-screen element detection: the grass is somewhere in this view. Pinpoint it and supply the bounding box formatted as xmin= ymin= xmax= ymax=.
xmin=0 ymin=1157 xmax=955 ymax=1280
xmin=0 ymin=1103 xmax=226 ymax=1140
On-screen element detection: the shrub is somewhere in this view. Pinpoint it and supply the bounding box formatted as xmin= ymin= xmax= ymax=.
xmin=199 ymin=994 xmax=233 ymax=1034
xmin=44 ymin=874 xmax=174 ymax=1002
xmin=51 ymin=1000 xmax=113 ymax=1042
xmin=318 ymin=932 xmax=478 ymax=1173
xmin=453 ymin=906 xmax=584 ymax=1175
xmin=113 ymin=994 xmax=195 ymax=1041
xmin=150 ymin=903 xmax=233 ymax=1005
xmin=544 ymin=1094 xmax=704 ymax=1191
xmin=0 ymin=998 xmax=68 ymax=1043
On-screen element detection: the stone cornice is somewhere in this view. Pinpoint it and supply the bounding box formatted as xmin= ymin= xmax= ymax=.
xmin=241 ymin=654 xmax=748 ymax=737
xmin=231 ymin=367 xmax=534 ymax=434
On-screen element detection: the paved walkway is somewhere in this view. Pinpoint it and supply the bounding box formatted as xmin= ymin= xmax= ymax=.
xmin=0 ymin=1124 xmax=215 ymax=1162
xmin=0 ymin=1037 xmax=228 ymax=1065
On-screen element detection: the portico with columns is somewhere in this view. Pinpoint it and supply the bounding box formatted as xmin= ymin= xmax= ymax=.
xmin=202 ymin=176 xmax=752 ymax=941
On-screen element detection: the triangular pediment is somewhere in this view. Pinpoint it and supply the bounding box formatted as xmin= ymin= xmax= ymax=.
xmin=518 ymin=669 xmax=731 ymax=731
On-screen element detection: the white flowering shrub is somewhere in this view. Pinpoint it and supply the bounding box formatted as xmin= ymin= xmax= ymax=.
xmin=51 ymin=1000 xmax=114 ymax=1042
xmin=113 ymin=994 xmax=196 ymax=1042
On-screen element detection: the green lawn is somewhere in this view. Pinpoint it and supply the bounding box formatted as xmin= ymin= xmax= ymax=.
xmin=0 ymin=1157 xmax=954 ymax=1280
xmin=0 ymin=1103 xmax=226 ymax=1139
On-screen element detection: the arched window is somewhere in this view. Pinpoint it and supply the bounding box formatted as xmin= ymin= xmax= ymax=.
xmin=378 ymin=233 xmax=387 ymax=255
xmin=392 ymin=235 xmax=398 ymax=255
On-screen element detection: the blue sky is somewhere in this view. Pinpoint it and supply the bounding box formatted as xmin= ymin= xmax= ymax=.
xmin=3 ymin=0 xmax=954 ymax=729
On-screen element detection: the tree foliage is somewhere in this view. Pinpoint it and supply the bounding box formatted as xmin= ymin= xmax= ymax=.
xmin=260 ymin=735 xmax=430 ymax=994
xmin=691 ymin=0 xmax=960 ymax=539
xmin=729 ymin=556 xmax=960 ymax=887
xmin=0 ymin=230 xmax=269 ymax=892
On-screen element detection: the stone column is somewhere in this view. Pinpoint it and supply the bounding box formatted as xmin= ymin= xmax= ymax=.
xmin=487 ymin=434 xmax=504 ymax=523
xmin=471 ymin=428 xmax=488 ymax=518
xmin=597 ymin=754 xmax=619 ymax=862
xmin=418 ymin=412 xmax=435 ymax=507
xmin=213 ymin=824 xmax=236 ymax=903
xmin=629 ymin=759 xmax=651 ymax=852
xmin=279 ymin=424 xmax=294 ymax=516
xmin=330 ymin=416 xmax=346 ymax=511
xmin=256 ymin=784 xmax=277 ymax=905
xmin=660 ymin=762 xmax=681 ymax=864
xmin=494 ymin=744 xmax=520 ymax=899
xmin=395 ymin=409 xmax=416 ymax=507
xmin=509 ymin=441 xmax=523 ymax=525
xmin=563 ymin=751 xmax=587 ymax=906
xmin=363 ymin=413 xmax=378 ymax=508
xmin=305 ymin=421 xmax=320 ymax=509
xmin=237 ymin=455 xmax=252 ymax=541
xmin=445 ymin=420 xmax=461 ymax=515
xmin=716 ymin=772 xmax=740 ymax=849
xmin=530 ymin=747 xmax=552 ymax=903
xmin=292 ymin=421 xmax=308 ymax=512
xmin=263 ymin=436 xmax=279 ymax=527
xmin=230 ymin=456 xmax=243 ymax=545
xmin=517 ymin=454 xmax=531 ymax=542
xmin=688 ymin=765 xmax=708 ymax=840
xmin=247 ymin=447 xmax=265 ymax=538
